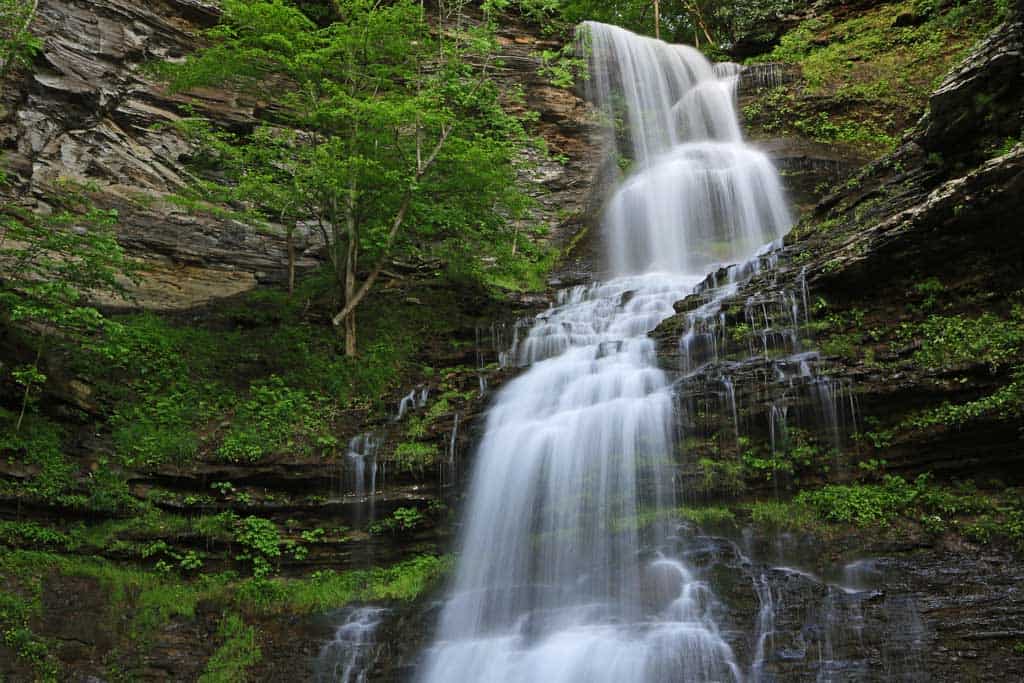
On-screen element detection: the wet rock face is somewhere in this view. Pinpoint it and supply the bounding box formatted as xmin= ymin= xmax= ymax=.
xmin=489 ymin=20 xmax=607 ymax=284
xmin=640 ymin=12 xmax=1024 ymax=680
xmin=653 ymin=12 xmax=1024 ymax=485
xmin=923 ymin=10 xmax=1024 ymax=157
xmin=664 ymin=530 xmax=1024 ymax=681
xmin=2 ymin=0 xmax=313 ymax=309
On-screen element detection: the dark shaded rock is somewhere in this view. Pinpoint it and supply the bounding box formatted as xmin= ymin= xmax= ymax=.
xmin=922 ymin=11 xmax=1024 ymax=158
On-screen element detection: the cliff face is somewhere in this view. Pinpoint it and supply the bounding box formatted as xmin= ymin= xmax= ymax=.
xmin=3 ymin=1 xmax=1023 ymax=680
xmin=0 ymin=3 xmax=606 ymax=681
xmin=3 ymin=0 xmax=291 ymax=309
xmin=654 ymin=5 xmax=1023 ymax=483
xmin=3 ymin=1 xmax=603 ymax=309
xmin=645 ymin=6 xmax=1024 ymax=678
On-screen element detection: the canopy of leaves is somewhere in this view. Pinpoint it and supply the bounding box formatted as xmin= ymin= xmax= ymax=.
xmin=163 ymin=0 xmax=532 ymax=285
xmin=553 ymin=0 xmax=802 ymax=53
xmin=0 ymin=0 xmax=42 ymax=77
xmin=0 ymin=176 xmax=130 ymax=341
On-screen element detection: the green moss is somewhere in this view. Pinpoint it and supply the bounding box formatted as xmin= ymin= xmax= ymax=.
xmin=0 ymin=550 xmax=226 ymax=646
xmin=217 ymin=377 xmax=336 ymax=463
xmin=199 ymin=613 xmax=262 ymax=683
xmin=897 ymin=310 xmax=1024 ymax=372
xmin=246 ymin=554 xmax=453 ymax=614
xmin=393 ymin=442 xmax=440 ymax=474
xmin=748 ymin=0 xmax=1003 ymax=156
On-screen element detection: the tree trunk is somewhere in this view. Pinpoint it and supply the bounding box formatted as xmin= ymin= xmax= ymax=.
xmin=330 ymin=124 xmax=454 ymax=332
xmin=287 ymin=224 xmax=296 ymax=296
xmin=654 ymin=0 xmax=660 ymax=40
xmin=344 ymin=309 xmax=356 ymax=356
xmin=16 ymin=342 xmax=44 ymax=433
xmin=343 ymin=235 xmax=357 ymax=356
xmin=342 ymin=182 xmax=359 ymax=356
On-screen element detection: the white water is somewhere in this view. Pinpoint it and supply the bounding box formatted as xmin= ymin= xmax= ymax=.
xmin=419 ymin=21 xmax=791 ymax=683
xmin=315 ymin=607 xmax=389 ymax=683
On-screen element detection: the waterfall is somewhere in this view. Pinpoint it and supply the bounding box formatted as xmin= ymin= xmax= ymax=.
xmin=418 ymin=21 xmax=791 ymax=682
xmin=314 ymin=607 xmax=389 ymax=683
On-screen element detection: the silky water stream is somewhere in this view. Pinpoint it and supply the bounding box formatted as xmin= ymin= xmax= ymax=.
xmin=416 ymin=22 xmax=794 ymax=683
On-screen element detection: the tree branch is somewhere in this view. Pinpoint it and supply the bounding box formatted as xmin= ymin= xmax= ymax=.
xmin=330 ymin=123 xmax=452 ymax=327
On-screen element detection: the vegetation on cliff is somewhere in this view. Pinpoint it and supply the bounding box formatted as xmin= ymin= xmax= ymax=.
xmin=1 ymin=0 xmax=1022 ymax=679
xmin=160 ymin=0 xmax=542 ymax=355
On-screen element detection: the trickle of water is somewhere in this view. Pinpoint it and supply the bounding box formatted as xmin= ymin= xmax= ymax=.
xmin=346 ymin=434 xmax=380 ymax=499
xmin=395 ymin=390 xmax=417 ymax=420
xmin=440 ymin=413 xmax=460 ymax=489
xmin=314 ymin=607 xmax=389 ymax=683
xmin=750 ymin=572 xmax=776 ymax=681
xmin=419 ymin=21 xmax=791 ymax=683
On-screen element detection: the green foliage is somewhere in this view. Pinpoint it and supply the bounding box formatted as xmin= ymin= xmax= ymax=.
xmin=218 ymin=376 xmax=334 ymax=462
xmin=0 ymin=179 xmax=133 ymax=433
xmin=162 ymin=0 xmax=535 ymax=351
xmin=393 ymin=441 xmax=440 ymax=475
xmin=677 ymin=505 xmax=736 ymax=526
xmin=0 ymin=0 xmax=43 ymax=77
xmin=105 ymin=313 xmax=231 ymax=468
xmin=0 ymin=184 xmax=128 ymax=336
xmin=249 ymin=554 xmax=453 ymax=613
xmin=0 ymin=550 xmax=220 ymax=646
xmin=0 ymin=412 xmax=74 ymax=502
xmin=696 ymin=457 xmax=746 ymax=496
xmin=912 ymin=277 xmax=946 ymax=312
xmin=234 ymin=516 xmax=284 ymax=578
xmin=746 ymin=500 xmax=816 ymax=530
xmin=0 ymin=520 xmax=75 ymax=550
xmin=739 ymin=430 xmax=832 ymax=483
xmin=898 ymin=311 xmax=1024 ymax=372
xmin=85 ymin=460 xmax=138 ymax=515
xmin=794 ymin=473 xmax=1006 ymax=531
xmin=556 ymin=0 xmax=802 ymax=52
xmin=903 ymin=371 xmax=1024 ymax=429
xmin=199 ymin=613 xmax=262 ymax=683
xmin=369 ymin=506 xmax=425 ymax=535
xmin=759 ymin=1 xmax=999 ymax=94
xmin=747 ymin=0 xmax=1002 ymax=155
xmin=0 ymin=583 xmax=59 ymax=682
xmin=989 ymin=136 xmax=1021 ymax=157
xmin=792 ymin=111 xmax=896 ymax=151
xmin=796 ymin=475 xmax=920 ymax=526
xmin=537 ymin=43 xmax=588 ymax=88
xmin=96 ymin=281 xmax=449 ymax=469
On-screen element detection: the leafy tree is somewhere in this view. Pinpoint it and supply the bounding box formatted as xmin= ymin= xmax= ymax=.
xmin=0 ymin=0 xmax=41 ymax=78
xmin=557 ymin=0 xmax=800 ymax=53
xmin=0 ymin=172 xmax=131 ymax=429
xmin=164 ymin=0 xmax=531 ymax=355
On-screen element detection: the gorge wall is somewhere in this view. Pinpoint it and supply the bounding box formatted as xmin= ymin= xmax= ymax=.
xmin=1 ymin=0 xmax=1022 ymax=681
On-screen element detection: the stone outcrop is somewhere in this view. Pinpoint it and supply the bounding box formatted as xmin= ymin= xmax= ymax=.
xmin=654 ymin=10 xmax=1024 ymax=484
xmin=2 ymin=1 xmax=603 ymax=309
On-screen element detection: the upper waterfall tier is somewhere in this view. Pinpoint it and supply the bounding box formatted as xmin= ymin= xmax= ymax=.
xmin=583 ymin=21 xmax=791 ymax=276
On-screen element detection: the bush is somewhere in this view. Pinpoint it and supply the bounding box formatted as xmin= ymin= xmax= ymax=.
xmin=217 ymin=377 xmax=333 ymax=463
xmin=795 ymin=475 xmax=918 ymax=526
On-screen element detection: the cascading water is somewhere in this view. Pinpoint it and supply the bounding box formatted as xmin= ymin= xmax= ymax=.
xmin=418 ymin=22 xmax=792 ymax=682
